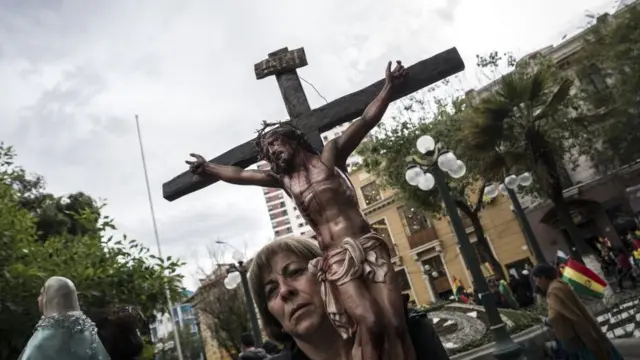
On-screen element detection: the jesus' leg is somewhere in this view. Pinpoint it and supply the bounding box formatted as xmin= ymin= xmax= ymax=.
xmin=335 ymin=279 xmax=387 ymax=360
xmin=310 ymin=233 xmax=416 ymax=360
xmin=366 ymin=254 xmax=417 ymax=360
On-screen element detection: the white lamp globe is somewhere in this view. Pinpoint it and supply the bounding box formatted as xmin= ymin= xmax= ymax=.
xmin=448 ymin=160 xmax=466 ymax=179
xmin=437 ymin=152 xmax=458 ymax=172
xmin=223 ymin=277 xmax=233 ymax=290
xmin=431 ymin=271 xmax=439 ymax=278
xmin=498 ymin=183 xmax=508 ymax=195
xmin=418 ymin=173 xmax=435 ymax=191
xmin=518 ymin=172 xmax=533 ymax=187
xmin=405 ymin=167 xmax=424 ymax=186
xmin=504 ymin=175 xmax=519 ymax=189
xmin=484 ymin=183 xmax=499 ymax=199
xmin=416 ymin=135 xmax=436 ymax=154
xmin=224 ymin=271 xmax=242 ymax=290
xmin=232 ymin=250 xmax=245 ymax=263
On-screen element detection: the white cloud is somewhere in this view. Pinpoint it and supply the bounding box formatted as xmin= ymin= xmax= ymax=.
xmin=0 ymin=0 xmax=613 ymax=289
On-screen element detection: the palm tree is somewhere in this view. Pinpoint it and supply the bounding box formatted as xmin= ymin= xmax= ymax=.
xmin=463 ymin=60 xmax=596 ymax=264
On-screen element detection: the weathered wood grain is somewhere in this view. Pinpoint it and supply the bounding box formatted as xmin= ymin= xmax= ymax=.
xmin=254 ymin=47 xmax=308 ymax=80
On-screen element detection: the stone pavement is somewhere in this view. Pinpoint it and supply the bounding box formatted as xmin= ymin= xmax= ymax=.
xmin=596 ymin=297 xmax=640 ymax=338
xmin=613 ymin=338 xmax=640 ymax=359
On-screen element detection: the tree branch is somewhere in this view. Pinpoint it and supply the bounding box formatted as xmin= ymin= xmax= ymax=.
xmin=455 ymin=199 xmax=473 ymax=218
xmin=473 ymin=179 xmax=488 ymax=214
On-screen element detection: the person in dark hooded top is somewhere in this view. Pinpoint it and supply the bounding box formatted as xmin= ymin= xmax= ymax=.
xmin=239 ymin=333 xmax=269 ymax=360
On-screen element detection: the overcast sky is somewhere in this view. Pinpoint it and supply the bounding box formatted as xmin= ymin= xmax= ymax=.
xmin=0 ymin=0 xmax=617 ymax=289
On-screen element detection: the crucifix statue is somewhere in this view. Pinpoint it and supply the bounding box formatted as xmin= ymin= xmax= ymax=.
xmin=164 ymin=46 xmax=464 ymax=360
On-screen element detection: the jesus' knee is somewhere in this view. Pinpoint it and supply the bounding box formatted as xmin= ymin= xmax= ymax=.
xmin=386 ymin=312 xmax=408 ymax=340
xmin=352 ymin=308 xmax=386 ymax=345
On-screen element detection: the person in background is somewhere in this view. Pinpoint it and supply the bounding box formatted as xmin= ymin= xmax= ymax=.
xmin=19 ymin=276 xmax=110 ymax=360
xmin=262 ymin=339 xmax=281 ymax=357
xmin=613 ymin=246 xmax=636 ymax=291
xmin=531 ymin=263 xmax=623 ymax=360
xmin=512 ymin=270 xmax=534 ymax=308
xmin=239 ymin=333 xmax=269 ymax=360
xmin=86 ymin=305 xmax=145 ymax=360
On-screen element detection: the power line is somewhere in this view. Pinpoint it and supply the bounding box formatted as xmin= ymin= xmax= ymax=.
xmin=299 ymin=75 xmax=328 ymax=104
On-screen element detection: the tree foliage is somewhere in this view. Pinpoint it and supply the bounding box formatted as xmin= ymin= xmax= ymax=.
xmin=0 ymin=143 xmax=184 ymax=360
xmin=574 ymin=6 xmax=640 ymax=172
xmin=462 ymin=54 xmax=599 ymax=257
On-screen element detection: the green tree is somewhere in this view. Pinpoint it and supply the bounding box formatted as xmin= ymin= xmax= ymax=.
xmin=357 ymin=90 xmax=506 ymax=280
xmin=574 ymin=6 xmax=640 ymax=172
xmin=462 ymin=55 xmax=601 ymax=264
xmin=0 ymin=143 xmax=184 ymax=360
xmin=1 ymin=144 xmax=102 ymax=242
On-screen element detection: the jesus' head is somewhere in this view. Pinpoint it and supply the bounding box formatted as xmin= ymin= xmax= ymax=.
xmin=256 ymin=122 xmax=318 ymax=175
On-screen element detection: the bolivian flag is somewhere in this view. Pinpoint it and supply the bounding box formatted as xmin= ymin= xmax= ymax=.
xmin=561 ymin=259 xmax=607 ymax=299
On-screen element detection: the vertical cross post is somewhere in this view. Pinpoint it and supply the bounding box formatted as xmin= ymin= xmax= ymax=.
xmin=254 ymin=47 xmax=324 ymax=150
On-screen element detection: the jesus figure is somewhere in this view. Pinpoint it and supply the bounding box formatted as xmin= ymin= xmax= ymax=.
xmin=186 ymin=61 xmax=414 ymax=360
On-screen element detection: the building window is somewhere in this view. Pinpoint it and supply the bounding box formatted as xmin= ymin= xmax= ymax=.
xmin=275 ymin=226 xmax=293 ymax=237
xmin=273 ymin=218 xmax=291 ymax=228
xmin=268 ymin=201 xmax=286 ymax=212
xmin=298 ymin=223 xmax=305 ymax=228
xmin=370 ymin=218 xmax=396 ymax=257
xmin=361 ymin=181 xmax=382 ymax=206
xmin=397 ymin=206 xmax=429 ymax=236
xmin=265 ymin=192 xmax=283 ymax=202
xmin=395 ymin=268 xmax=412 ymax=292
xmin=263 ymin=187 xmax=279 ymax=195
xmin=270 ymin=209 xmax=288 ymax=220
xmin=322 ymin=135 xmax=329 ymax=142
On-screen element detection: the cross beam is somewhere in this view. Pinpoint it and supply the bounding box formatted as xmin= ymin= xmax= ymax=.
xmin=162 ymin=47 xmax=465 ymax=201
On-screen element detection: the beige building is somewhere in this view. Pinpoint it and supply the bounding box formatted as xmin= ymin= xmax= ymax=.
xmin=188 ymin=267 xmax=234 ymax=360
xmin=349 ymin=168 xmax=534 ymax=304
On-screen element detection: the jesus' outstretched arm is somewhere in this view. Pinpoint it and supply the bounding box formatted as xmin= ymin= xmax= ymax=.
xmin=328 ymin=61 xmax=407 ymax=164
xmin=185 ymin=153 xmax=280 ymax=188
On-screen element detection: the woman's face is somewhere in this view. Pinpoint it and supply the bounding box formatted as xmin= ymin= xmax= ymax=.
xmin=264 ymin=252 xmax=326 ymax=338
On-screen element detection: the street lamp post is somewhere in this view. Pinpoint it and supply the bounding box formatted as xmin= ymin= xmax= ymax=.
xmin=218 ymin=243 xmax=263 ymax=346
xmin=422 ymin=264 xmax=441 ymax=304
xmin=484 ymin=175 xmax=546 ymax=264
xmin=405 ymin=135 xmax=524 ymax=360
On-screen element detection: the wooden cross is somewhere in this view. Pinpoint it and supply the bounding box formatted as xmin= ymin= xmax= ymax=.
xmin=162 ymin=46 xmax=465 ymax=201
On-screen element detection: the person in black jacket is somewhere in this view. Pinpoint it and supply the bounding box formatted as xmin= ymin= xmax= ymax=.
xmin=248 ymin=236 xmax=449 ymax=360
xmin=239 ymin=333 xmax=269 ymax=360
xmin=86 ymin=305 xmax=145 ymax=360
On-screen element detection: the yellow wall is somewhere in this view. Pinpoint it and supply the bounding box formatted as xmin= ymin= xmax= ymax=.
xmin=195 ymin=306 xmax=233 ymax=360
xmin=349 ymin=168 xmax=533 ymax=305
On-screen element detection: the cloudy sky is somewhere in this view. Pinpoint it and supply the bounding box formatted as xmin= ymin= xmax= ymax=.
xmin=0 ymin=0 xmax=617 ymax=288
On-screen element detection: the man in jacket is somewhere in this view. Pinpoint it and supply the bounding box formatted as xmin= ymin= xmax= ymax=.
xmin=239 ymin=333 xmax=269 ymax=360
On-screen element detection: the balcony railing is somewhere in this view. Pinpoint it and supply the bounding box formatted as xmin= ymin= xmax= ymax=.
xmin=407 ymin=227 xmax=438 ymax=249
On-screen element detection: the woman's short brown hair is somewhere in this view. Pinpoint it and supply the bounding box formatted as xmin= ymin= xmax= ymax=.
xmin=248 ymin=236 xmax=322 ymax=344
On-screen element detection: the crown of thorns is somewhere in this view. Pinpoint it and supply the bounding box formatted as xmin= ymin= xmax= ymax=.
xmin=255 ymin=120 xmax=307 ymax=157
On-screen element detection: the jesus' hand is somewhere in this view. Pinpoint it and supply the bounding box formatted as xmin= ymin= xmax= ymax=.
xmin=385 ymin=61 xmax=407 ymax=88
xmin=185 ymin=153 xmax=207 ymax=177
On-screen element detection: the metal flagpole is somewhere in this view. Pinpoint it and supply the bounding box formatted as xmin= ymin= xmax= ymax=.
xmin=135 ymin=115 xmax=185 ymax=360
